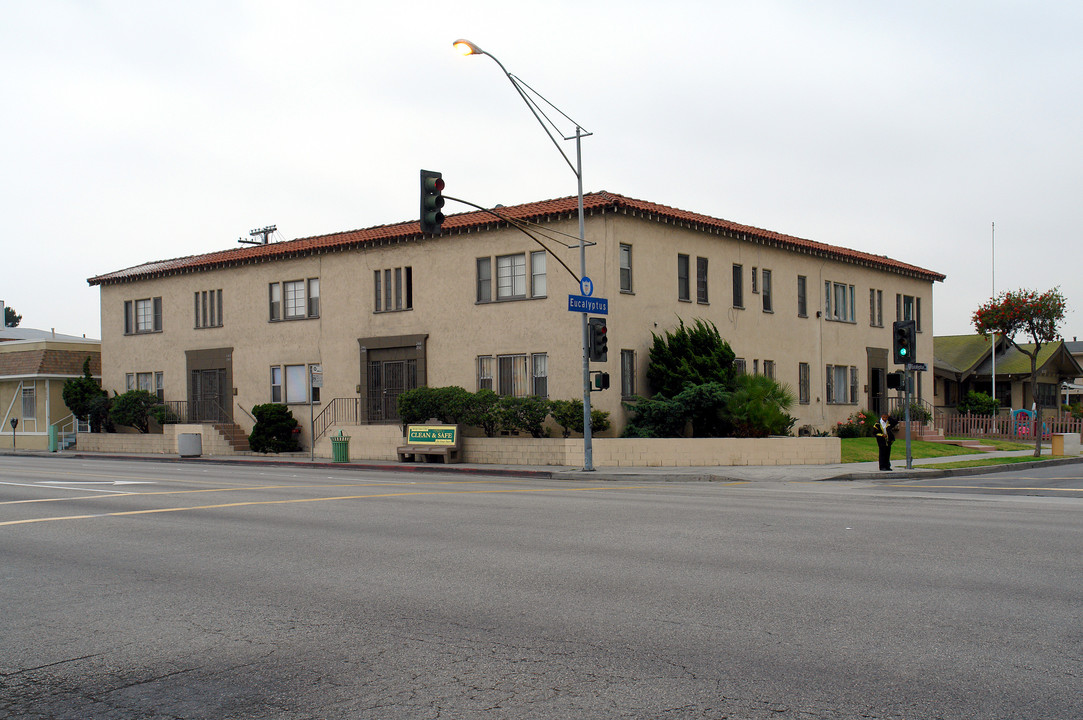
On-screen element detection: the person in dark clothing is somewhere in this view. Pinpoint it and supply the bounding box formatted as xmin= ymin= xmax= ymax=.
xmin=874 ymin=412 xmax=897 ymax=471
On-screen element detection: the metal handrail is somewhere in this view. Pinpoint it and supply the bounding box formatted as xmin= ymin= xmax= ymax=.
xmin=313 ymin=398 xmax=362 ymax=442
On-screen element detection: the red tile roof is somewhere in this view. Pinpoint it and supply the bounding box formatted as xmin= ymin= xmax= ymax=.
xmin=87 ymin=191 xmax=945 ymax=286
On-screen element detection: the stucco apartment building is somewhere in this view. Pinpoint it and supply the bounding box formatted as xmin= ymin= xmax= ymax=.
xmin=88 ymin=191 xmax=944 ymax=446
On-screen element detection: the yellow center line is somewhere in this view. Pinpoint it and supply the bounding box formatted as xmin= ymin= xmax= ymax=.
xmin=0 ymin=478 xmax=532 ymax=506
xmin=0 ymin=485 xmax=651 ymax=527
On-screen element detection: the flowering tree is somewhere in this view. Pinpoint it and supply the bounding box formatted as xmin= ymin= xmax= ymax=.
xmin=972 ymin=288 xmax=1067 ymax=457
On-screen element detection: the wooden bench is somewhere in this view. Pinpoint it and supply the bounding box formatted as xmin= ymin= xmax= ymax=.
xmin=397 ymin=422 xmax=462 ymax=463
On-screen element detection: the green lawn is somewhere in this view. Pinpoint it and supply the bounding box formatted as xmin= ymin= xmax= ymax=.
xmin=944 ymin=437 xmax=1032 ymax=451
xmin=840 ymin=437 xmax=983 ymax=463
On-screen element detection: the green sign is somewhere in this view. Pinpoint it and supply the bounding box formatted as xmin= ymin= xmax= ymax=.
xmin=407 ymin=424 xmax=457 ymax=445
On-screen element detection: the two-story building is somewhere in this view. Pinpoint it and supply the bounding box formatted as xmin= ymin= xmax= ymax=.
xmin=88 ymin=191 xmax=944 ymax=448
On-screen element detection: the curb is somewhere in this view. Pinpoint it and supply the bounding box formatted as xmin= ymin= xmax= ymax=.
xmin=830 ymin=455 xmax=1083 ymax=481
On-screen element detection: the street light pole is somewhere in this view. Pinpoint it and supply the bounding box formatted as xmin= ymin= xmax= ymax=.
xmin=454 ymin=39 xmax=596 ymax=471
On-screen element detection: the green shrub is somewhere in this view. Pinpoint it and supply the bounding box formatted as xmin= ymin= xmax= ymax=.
xmin=957 ymin=391 xmax=999 ymax=417
xmin=249 ymin=403 xmax=300 ymax=453
xmin=724 ymin=374 xmax=797 ymax=438
xmin=463 ymin=389 xmax=501 ymax=437
xmin=495 ymin=395 xmax=551 ymax=438
xmin=621 ymin=394 xmax=688 ymax=438
xmin=62 ymin=356 xmax=107 ymax=428
xmin=397 ymin=387 xmax=442 ymax=425
xmin=550 ymin=399 xmax=611 ymax=437
xmin=108 ymin=390 xmax=161 ymax=433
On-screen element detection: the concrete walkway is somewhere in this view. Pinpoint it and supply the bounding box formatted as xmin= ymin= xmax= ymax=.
xmin=5 ymin=446 xmax=1081 ymax=483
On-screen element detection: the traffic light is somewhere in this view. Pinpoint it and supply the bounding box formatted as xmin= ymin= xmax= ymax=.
xmin=588 ymin=317 xmax=608 ymax=362
xmin=892 ymin=320 xmax=916 ymax=365
xmin=593 ymin=372 xmax=610 ymax=390
xmin=420 ymin=169 xmax=445 ymax=234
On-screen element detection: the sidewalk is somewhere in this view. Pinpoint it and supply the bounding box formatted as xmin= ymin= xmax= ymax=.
xmin=5 ymin=446 xmax=1081 ymax=483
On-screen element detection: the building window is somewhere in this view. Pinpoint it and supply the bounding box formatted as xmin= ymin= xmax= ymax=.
xmin=897 ymin=294 xmax=922 ymax=331
xmin=308 ymin=278 xmax=320 ymax=317
xmin=498 ymin=354 xmax=528 ymax=396
xmin=497 ymin=254 xmax=527 ymax=299
xmin=797 ymin=275 xmax=807 ymax=317
xmin=269 ymin=279 xmax=319 ymax=321
xmin=531 ymin=251 xmax=547 ymax=298
xmin=826 ymin=364 xmax=859 ymax=404
xmin=124 ymin=297 xmax=162 ymax=334
xmin=621 ymin=349 xmax=636 ymax=397
xmin=1037 ymin=382 xmax=1058 ymax=408
xmin=762 ymin=269 xmax=773 ymax=312
xmin=476 ymin=258 xmax=492 ymax=303
xmin=532 ymin=353 xmax=548 ymax=397
xmin=734 ymin=358 xmax=746 ymax=375
xmin=269 ymin=364 xmax=319 ymax=403
xmin=270 ymin=367 xmax=282 ymax=403
xmin=125 ymin=373 xmax=135 ymax=391
xmin=732 ymin=264 xmax=744 ymax=308
xmin=825 ymin=281 xmax=856 ymax=322
xmin=752 ymin=267 xmax=758 ymax=294
xmin=696 ymin=257 xmax=709 ymax=304
xmin=763 ymin=360 xmax=775 ymax=379
xmin=21 ymin=386 xmax=35 ymax=419
xmin=155 ymin=371 xmax=164 ymax=402
xmin=798 ymin=362 xmax=810 ymax=404
xmin=476 ymin=253 xmax=544 ymax=302
xmin=677 ymin=254 xmax=690 ymax=302
xmin=619 ymin=244 xmax=633 ymax=293
xmin=477 ymin=356 xmax=493 ymax=391
xmin=870 ymin=289 xmax=883 ymax=327
xmin=194 ymin=289 xmax=223 ymax=329
xmin=375 ymin=267 xmax=412 ymax=312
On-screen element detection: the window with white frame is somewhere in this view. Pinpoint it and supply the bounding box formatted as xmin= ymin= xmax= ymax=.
xmin=619 ymin=244 xmax=633 ymax=293
xmin=531 ymin=353 xmax=548 ymax=397
xmin=476 ymin=252 xmax=545 ymax=302
xmin=797 ymin=275 xmax=808 ymax=317
xmin=734 ymin=357 xmax=747 ymax=375
xmin=497 ymin=254 xmax=526 ymax=299
xmin=270 ymin=363 xmax=320 ymax=403
xmin=21 ymin=386 xmax=35 ymax=419
xmin=269 ymin=279 xmax=319 ymax=321
xmin=825 ymin=281 xmax=856 ymax=322
xmin=477 ymin=355 xmax=494 ymax=391
xmin=124 ymin=297 xmax=162 ymax=334
xmin=374 ymin=267 xmax=412 ymax=312
xmin=696 ymin=257 xmax=709 ymax=304
xmin=194 ymin=289 xmax=223 ymax=329
xmin=125 ymin=371 xmax=163 ymax=401
xmin=763 ymin=359 xmax=775 ymax=379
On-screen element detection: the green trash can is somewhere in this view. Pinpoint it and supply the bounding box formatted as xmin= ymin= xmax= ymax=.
xmin=48 ymin=424 xmax=59 ymax=453
xmin=330 ymin=430 xmax=350 ymax=463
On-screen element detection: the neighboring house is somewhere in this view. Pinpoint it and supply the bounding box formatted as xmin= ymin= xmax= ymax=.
xmin=933 ymin=334 xmax=1083 ymax=413
xmin=87 ymin=191 xmax=944 ymax=445
xmin=0 ymin=320 xmax=101 ymax=451
xmin=1064 ymin=339 xmax=1083 ymax=406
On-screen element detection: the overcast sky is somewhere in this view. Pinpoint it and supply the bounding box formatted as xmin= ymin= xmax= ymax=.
xmin=3 ymin=0 xmax=1081 ymax=340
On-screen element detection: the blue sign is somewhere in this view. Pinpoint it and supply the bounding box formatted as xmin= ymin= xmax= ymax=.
xmin=580 ymin=276 xmax=594 ymax=297
xmin=568 ymin=294 xmax=608 ymax=315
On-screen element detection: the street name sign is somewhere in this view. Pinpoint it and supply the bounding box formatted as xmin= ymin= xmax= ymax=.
xmin=568 ymin=295 xmax=608 ymax=315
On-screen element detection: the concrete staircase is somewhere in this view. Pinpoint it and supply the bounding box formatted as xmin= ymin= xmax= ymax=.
xmin=213 ymin=422 xmax=251 ymax=452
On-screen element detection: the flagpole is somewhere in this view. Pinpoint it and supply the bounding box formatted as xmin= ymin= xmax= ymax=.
xmin=991 ymin=222 xmax=996 ymax=407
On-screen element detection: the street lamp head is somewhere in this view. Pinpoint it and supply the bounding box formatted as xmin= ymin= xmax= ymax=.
xmin=453 ymin=39 xmax=485 ymax=57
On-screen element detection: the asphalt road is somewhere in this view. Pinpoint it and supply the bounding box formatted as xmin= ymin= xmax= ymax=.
xmin=1 ymin=456 xmax=1080 ymax=719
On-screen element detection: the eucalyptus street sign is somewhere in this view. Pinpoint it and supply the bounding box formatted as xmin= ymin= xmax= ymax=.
xmin=906 ymin=363 xmax=927 ymax=372
xmin=568 ymin=295 xmax=608 ymax=314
